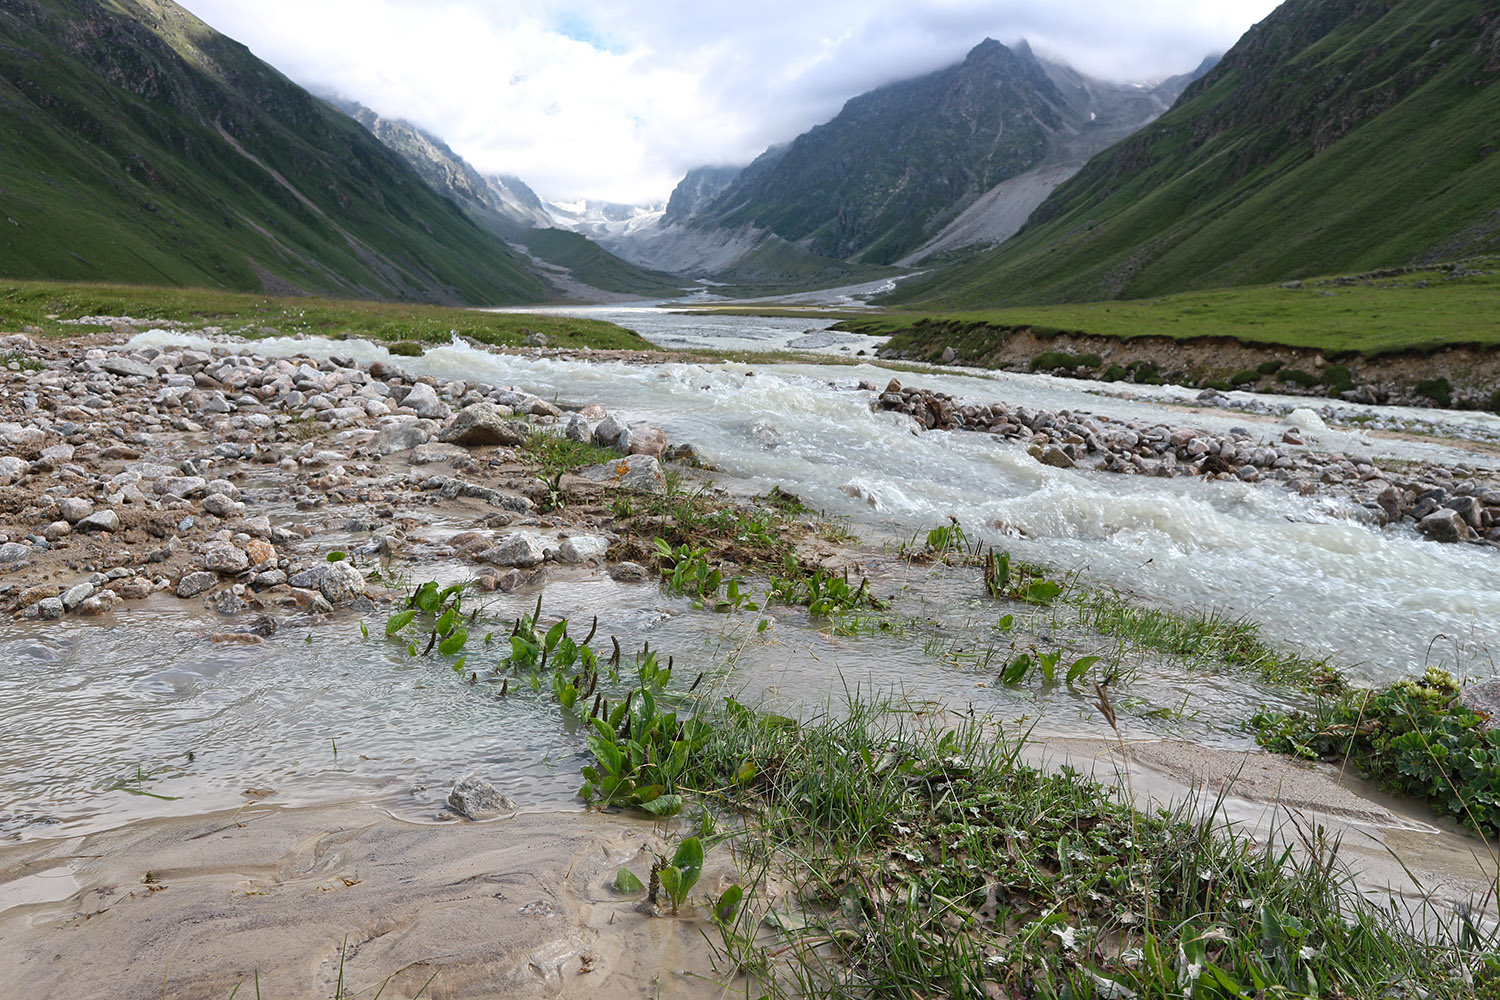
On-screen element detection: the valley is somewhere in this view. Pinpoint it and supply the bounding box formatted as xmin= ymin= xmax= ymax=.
xmin=3 ymin=0 xmax=1500 ymax=995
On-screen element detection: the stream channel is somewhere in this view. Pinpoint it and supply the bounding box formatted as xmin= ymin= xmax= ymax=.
xmin=3 ymin=306 xmax=1500 ymax=851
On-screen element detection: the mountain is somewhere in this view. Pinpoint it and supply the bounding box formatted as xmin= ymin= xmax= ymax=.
xmin=662 ymin=165 xmax=743 ymax=225
xmin=891 ymin=0 xmax=1500 ymax=309
xmin=673 ymin=39 xmax=1196 ymax=267
xmin=334 ymin=101 xmax=683 ymax=298
xmin=0 ymin=0 xmax=551 ymax=303
xmin=334 ymin=101 xmax=555 ymax=232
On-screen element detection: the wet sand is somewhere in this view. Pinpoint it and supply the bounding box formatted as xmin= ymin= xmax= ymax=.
xmin=0 ymin=803 xmax=740 ymax=1000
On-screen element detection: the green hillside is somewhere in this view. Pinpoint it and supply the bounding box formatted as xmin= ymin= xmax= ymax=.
xmin=510 ymin=228 xmax=688 ymax=298
xmin=0 ymin=0 xmax=550 ymax=304
xmin=892 ymin=0 xmax=1500 ymax=308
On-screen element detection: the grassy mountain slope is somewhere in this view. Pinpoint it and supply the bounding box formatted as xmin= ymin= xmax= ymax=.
xmin=510 ymin=228 xmax=687 ymax=297
xmin=0 ymin=0 xmax=549 ymax=304
xmin=892 ymin=0 xmax=1500 ymax=309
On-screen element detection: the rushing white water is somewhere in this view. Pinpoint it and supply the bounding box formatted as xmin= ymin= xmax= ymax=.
xmin=131 ymin=327 xmax=1500 ymax=682
xmin=3 ymin=318 xmax=1493 ymax=840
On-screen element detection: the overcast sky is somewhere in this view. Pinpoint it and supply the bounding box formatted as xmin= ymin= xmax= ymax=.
xmin=178 ymin=0 xmax=1282 ymax=205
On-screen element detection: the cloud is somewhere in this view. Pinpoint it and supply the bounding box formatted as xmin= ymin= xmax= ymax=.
xmin=178 ymin=0 xmax=1280 ymax=203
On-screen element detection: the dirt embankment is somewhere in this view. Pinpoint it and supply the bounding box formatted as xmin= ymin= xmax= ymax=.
xmin=879 ymin=321 xmax=1500 ymax=411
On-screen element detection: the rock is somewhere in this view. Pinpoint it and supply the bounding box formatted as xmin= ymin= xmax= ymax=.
xmin=16 ymin=585 xmax=57 ymax=607
xmin=176 ymin=571 xmax=217 ymax=598
xmin=76 ymin=592 xmax=123 ymax=616
xmin=252 ymin=569 xmax=288 ymax=590
xmin=478 ymin=532 xmax=547 ymax=568
xmin=157 ymin=476 xmax=208 ymax=498
xmin=201 ymin=493 xmax=239 ymax=518
xmin=593 ymin=413 xmax=626 ymax=450
xmin=287 ymin=566 xmax=328 ymax=589
xmin=447 ymin=773 xmax=515 ymax=819
xmin=558 ymin=535 xmax=609 ymax=563
xmin=108 ymin=577 xmax=152 ymax=601
xmin=624 ymin=422 xmax=667 ymax=458
xmin=35 ymin=597 xmax=64 ymax=620
xmin=61 ymin=582 xmax=96 ymax=610
xmin=369 ymin=421 xmax=435 ymax=456
xmin=76 ymin=509 xmax=120 ymax=533
xmin=319 ymin=560 xmax=367 ymax=605
xmin=245 ymin=539 xmax=276 ymax=567
xmin=439 ymin=403 xmax=528 ymax=447
xmin=202 ymin=541 xmax=250 ymax=574
xmin=1035 ymin=446 xmax=1075 ymax=470
xmin=100 ymin=357 xmax=155 ymax=378
xmin=1236 ymin=465 xmax=1260 ymax=482
xmin=608 ymin=561 xmax=649 ymax=582
xmin=521 ymin=330 xmax=548 ymax=347
xmin=940 ymin=346 xmax=957 ymax=364
xmin=0 ymin=541 xmax=30 ymax=565
xmin=1461 ymin=680 xmax=1500 ymax=728
xmin=577 ymin=454 xmax=667 ymax=495
xmin=207 ymin=589 xmax=248 ymax=615
xmin=401 ymin=382 xmax=449 ymax=420
xmin=564 ymin=414 xmax=590 ymax=443
xmin=1418 ymin=509 xmax=1471 ymax=543
xmin=57 ymin=497 xmax=94 ymax=523
xmin=409 ymin=442 xmax=469 ymax=465
xmin=579 ymin=403 xmax=607 ymax=421
xmin=0 ymin=455 xmax=26 ymax=483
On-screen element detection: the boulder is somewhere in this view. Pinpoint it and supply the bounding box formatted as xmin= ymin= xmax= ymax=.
xmin=76 ymin=509 xmax=120 ymax=533
xmin=623 ymin=422 xmax=667 ymax=458
xmin=201 ymin=493 xmax=239 ymax=518
xmin=558 ymin=535 xmax=609 ymax=563
xmin=35 ymin=597 xmax=64 ymax=620
xmin=57 ymin=497 xmax=94 ymax=524
xmin=593 ymin=413 xmax=626 ymax=450
xmin=61 ymin=582 xmax=96 ymax=610
xmin=202 ymin=541 xmax=250 ymax=574
xmin=409 ymin=442 xmax=469 ymax=465
xmin=402 ymin=382 xmax=449 ymax=420
xmin=439 ymin=403 xmax=528 ymax=447
xmin=478 ymin=532 xmax=547 ymax=568
xmin=176 ymin=571 xmax=217 ymax=598
xmin=76 ymin=592 xmax=123 ymax=616
xmin=577 ymin=454 xmax=667 ymax=495
xmin=0 ymin=455 xmax=26 ymax=483
xmin=564 ymin=414 xmax=590 ymax=443
xmin=1418 ymin=509 xmax=1471 ymax=543
xmin=369 ymin=421 xmax=435 ymax=456
xmin=447 ymin=773 xmax=515 ymax=819
xmin=319 ymin=560 xmax=367 ymax=605
xmin=0 ymin=541 xmax=30 ymax=565
xmin=608 ymin=561 xmax=649 ymax=582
